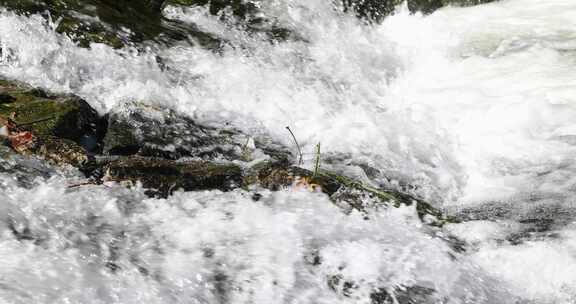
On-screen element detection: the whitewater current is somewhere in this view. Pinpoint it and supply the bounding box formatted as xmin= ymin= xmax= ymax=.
xmin=1 ymin=0 xmax=576 ymax=303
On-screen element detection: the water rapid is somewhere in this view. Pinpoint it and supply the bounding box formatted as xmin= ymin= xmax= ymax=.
xmin=1 ymin=0 xmax=576 ymax=303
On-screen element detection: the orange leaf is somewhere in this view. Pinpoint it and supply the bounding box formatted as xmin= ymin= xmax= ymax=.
xmin=9 ymin=131 xmax=35 ymax=152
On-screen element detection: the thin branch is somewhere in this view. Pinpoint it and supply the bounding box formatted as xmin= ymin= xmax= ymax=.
xmin=286 ymin=126 xmax=303 ymax=165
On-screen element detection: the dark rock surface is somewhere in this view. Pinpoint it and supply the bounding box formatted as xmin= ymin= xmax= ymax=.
xmin=103 ymin=103 xmax=247 ymax=161
xmin=0 ymin=0 xmax=498 ymax=50
xmin=102 ymin=156 xmax=243 ymax=197
xmin=0 ymin=78 xmax=103 ymax=153
xmin=250 ymin=162 xmax=451 ymax=224
xmin=342 ymin=0 xmax=497 ymax=23
xmin=0 ymin=77 xmax=449 ymax=225
xmin=0 ymin=145 xmax=57 ymax=188
xmin=0 ymin=0 xmax=222 ymax=49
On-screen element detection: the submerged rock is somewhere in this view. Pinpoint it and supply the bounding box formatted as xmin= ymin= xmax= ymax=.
xmin=0 ymin=0 xmax=500 ymax=51
xmin=250 ymin=162 xmax=451 ymax=224
xmin=0 ymin=0 xmax=222 ymax=49
xmin=0 ymin=144 xmax=56 ymax=188
xmin=370 ymin=286 xmax=438 ymax=304
xmin=408 ymin=0 xmax=497 ymax=14
xmin=342 ymin=0 xmax=497 ymax=22
xmin=165 ymin=0 xmax=297 ymax=42
xmin=0 ymin=78 xmax=449 ymax=226
xmin=341 ymin=0 xmax=403 ymax=23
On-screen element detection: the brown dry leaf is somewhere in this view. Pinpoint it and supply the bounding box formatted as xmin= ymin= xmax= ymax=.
xmin=9 ymin=131 xmax=35 ymax=153
xmin=293 ymin=176 xmax=322 ymax=192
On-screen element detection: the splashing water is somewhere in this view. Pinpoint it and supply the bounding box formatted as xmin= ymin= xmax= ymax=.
xmin=1 ymin=0 xmax=576 ymax=303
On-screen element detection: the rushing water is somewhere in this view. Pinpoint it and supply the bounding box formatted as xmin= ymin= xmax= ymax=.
xmin=1 ymin=0 xmax=576 ymax=303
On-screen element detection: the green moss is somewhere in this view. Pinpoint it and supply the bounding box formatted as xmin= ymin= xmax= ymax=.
xmin=56 ymin=16 xmax=124 ymax=49
xmin=0 ymin=79 xmax=101 ymax=147
xmin=0 ymin=0 xmax=225 ymax=49
xmin=250 ymin=162 xmax=453 ymax=225
xmin=0 ymin=98 xmax=69 ymax=136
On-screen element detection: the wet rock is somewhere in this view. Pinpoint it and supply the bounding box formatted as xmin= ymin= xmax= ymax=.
xmin=408 ymin=0 xmax=497 ymax=14
xmin=370 ymin=286 xmax=438 ymax=304
xmin=446 ymin=200 xmax=576 ymax=246
xmin=1 ymin=124 xmax=89 ymax=168
xmin=102 ymin=102 xmax=291 ymax=163
xmin=342 ymin=0 xmax=497 ymax=22
xmin=0 ymin=145 xmax=56 ymax=188
xmin=167 ymin=0 xmax=257 ymax=18
xmin=102 ymin=103 xmax=240 ymax=160
xmin=102 ymin=156 xmax=243 ymax=197
xmin=250 ymin=162 xmax=451 ymax=224
xmin=406 ymin=0 xmax=444 ymax=14
xmin=165 ymin=0 xmax=299 ymax=42
xmin=0 ymin=0 xmax=222 ymax=49
xmin=0 ymin=93 xmax=16 ymax=104
xmin=0 ymin=0 xmax=498 ymax=50
xmin=326 ymin=273 xmax=438 ymax=304
xmin=0 ymin=78 xmax=448 ymax=228
xmin=0 ymin=78 xmax=102 ymax=153
xmin=342 ymin=0 xmax=403 ymax=23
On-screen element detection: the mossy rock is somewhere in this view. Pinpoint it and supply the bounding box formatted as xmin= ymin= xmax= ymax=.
xmin=56 ymin=15 xmax=125 ymax=49
xmin=250 ymin=162 xmax=454 ymax=225
xmin=0 ymin=78 xmax=451 ymax=228
xmin=102 ymin=156 xmax=243 ymax=197
xmin=0 ymin=79 xmax=101 ymax=151
xmin=0 ymin=0 xmax=499 ymax=49
xmin=0 ymin=0 xmax=223 ymax=49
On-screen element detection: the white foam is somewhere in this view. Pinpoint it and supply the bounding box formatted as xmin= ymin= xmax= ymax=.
xmin=0 ymin=178 xmax=514 ymax=303
xmin=1 ymin=0 xmax=576 ymax=302
xmin=470 ymin=227 xmax=576 ymax=303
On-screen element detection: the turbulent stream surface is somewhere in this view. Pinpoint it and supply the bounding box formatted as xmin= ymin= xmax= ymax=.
xmin=2 ymin=0 xmax=576 ymax=303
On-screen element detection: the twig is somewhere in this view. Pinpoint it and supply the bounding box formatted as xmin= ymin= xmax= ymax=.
xmin=241 ymin=136 xmax=252 ymax=161
xmin=313 ymin=142 xmax=321 ymax=179
xmin=286 ymin=126 xmax=303 ymax=165
xmin=67 ymin=181 xmax=97 ymax=188
xmin=17 ymin=116 xmax=56 ymax=127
